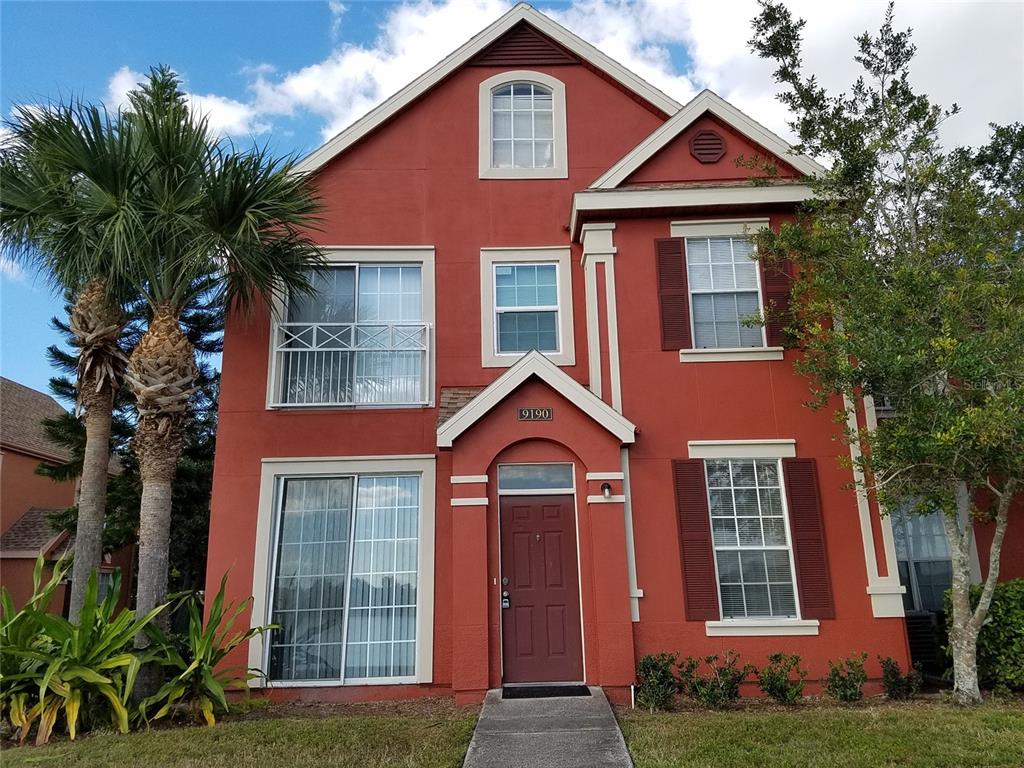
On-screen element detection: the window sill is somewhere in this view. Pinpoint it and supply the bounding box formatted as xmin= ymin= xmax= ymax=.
xmin=483 ymin=351 xmax=575 ymax=368
xmin=253 ymin=676 xmax=418 ymax=689
xmin=680 ymin=347 xmax=784 ymax=363
xmin=704 ymin=619 xmax=820 ymax=637
xmin=479 ymin=167 xmax=568 ymax=180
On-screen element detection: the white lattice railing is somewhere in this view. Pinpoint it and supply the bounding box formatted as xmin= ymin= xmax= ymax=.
xmin=271 ymin=322 xmax=430 ymax=406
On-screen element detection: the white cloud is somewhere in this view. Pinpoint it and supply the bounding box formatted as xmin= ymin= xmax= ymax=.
xmin=101 ymin=0 xmax=1023 ymax=149
xmin=0 ymin=256 xmax=27 ymax=283
xmin=104 ymin=65 xmax=270 ymax=137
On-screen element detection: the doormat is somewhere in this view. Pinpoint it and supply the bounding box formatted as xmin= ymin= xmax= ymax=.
xmin=502 ymin=685 xmax=591 ymax=699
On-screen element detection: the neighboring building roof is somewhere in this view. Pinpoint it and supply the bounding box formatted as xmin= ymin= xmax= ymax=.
xmin=590 ymin=90 xmax=827 ymax=188
xmin=294 ymin=3 xmax=681 ymax=174
xmin=438 ymin=387 xmax=486 ymax=428
xmin=0 ymin=507 xmax=69 ymax=559
xmin=0 ymin=377 xmax=72 ymax=463
xmin=437 ymin=351 xmax=636 ymax=448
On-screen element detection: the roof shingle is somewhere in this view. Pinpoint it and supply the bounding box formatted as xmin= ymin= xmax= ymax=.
xmin=0 ymin=377 xmax=72 ymax=462
xmin=0 ymin=507 xmax=68 ymax=556
xmin=437 ymin=387 xmax=485 ymax=428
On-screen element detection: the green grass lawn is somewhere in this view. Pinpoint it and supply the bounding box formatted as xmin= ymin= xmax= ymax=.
xmin=619 ymin=701 xmax=1024 ymax=768
xmin=1 ymin=700 xmax=477 ymax=768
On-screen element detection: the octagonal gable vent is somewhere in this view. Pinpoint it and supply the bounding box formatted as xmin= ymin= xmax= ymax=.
xmin=689 ymin=130 xmax=726 ymax=163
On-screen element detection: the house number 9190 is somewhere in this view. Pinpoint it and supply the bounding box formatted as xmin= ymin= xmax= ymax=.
xmin=518 ymin=407 xmax=553 ymax=421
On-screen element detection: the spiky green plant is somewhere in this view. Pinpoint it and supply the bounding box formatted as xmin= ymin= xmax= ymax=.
xmin=141 ymin=573 xmax=274 ymax=726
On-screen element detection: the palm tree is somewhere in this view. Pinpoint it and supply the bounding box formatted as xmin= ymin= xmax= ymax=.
xmin=0 ymin=103 xmax=137 ymax=620
xmin=114 ymin=68 xmax=323 ymax=645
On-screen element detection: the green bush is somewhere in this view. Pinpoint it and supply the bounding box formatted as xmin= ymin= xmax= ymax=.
xmin=946 ymin=578 xmax=1024 ymax=690
xmin=824 ymin=653 xmax=868 ymax=702
xmin=141 ymin=573 xmax=275 ymax=726
xmin=635 ymin=653 xmax=678 ymax=711
xmin=0 ymin=558 xmax=164 ymax=745
xmin=678 ymin=651 xmax=755 ymax=708
xmin=758 ymin=652 xmax=806 ymax=704
xmin=879 ymin=656 xmax=922 ymax=699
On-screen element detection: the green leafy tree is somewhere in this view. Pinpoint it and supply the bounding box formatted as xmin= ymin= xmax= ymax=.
xmin=749 ymin=1 xmax=1023 ymax=705
xmin=0 ymin=104 xmax=137 ymax=621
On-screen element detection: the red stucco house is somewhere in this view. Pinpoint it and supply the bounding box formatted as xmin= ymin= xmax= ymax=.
xmin=205 ymin=4 xmax=1022 ymax=705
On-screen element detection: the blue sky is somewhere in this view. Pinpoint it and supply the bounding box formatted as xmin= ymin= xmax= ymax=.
xmin=2 ymin=0 xmax=1020 ymax=395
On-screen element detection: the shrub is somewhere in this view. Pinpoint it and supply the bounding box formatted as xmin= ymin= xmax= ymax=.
xmin=946 ymin=578 xmax=1024 ymax=690
xmin=0 ymin=560 xmax=165 ymax=745
xmin=678 ymin=651 xmax=755 ymax=708
xmin=141 ymin=573 xmax=274 ymax=726
xmin=824 ymin=653 xmax=868 ymax=702
xmin=635 ymin=653 xmax=678 ymax=711
xmin=879 ymin=656 xmax=922 ymax=699
xmin=758 ymin=652 xmax=806 ymax=704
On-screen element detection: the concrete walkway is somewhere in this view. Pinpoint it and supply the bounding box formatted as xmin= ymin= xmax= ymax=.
xmin=462 ymin=688 xmax=633 ymax=768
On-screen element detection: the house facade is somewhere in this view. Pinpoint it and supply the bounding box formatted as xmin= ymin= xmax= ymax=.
xmin=205 ymin=4 xmax=1017 ymax=705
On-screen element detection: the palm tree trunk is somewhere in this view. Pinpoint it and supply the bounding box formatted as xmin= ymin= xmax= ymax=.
xmin=67 ymin=381 xmax=114 ymax=620
xmin=66 ymin=278 xmax=125 ymax=621
xmin=128 ymin=305 xmax=197 ymax=697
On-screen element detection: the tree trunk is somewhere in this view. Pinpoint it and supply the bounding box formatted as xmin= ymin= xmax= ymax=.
xmin=67 ymin=381 xmax=114 ymax=621
xmin=943 ymin=482 xmax=982 ymax=705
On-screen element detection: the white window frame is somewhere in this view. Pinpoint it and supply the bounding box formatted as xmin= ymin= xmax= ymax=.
xmin=249 ymin=455 xmax=436 ymax=687
xmin=478 ymin=71 xmax=568 ymax=180
xmin=480 ymin=247 xmax=575 ymax=368
xmin=670 ymin=219 xmax=784 ymax=363
xmin=266 ymin=247 xmax=436 ymax=409
xmin=693 ymin=452 xmax=819 ymax=637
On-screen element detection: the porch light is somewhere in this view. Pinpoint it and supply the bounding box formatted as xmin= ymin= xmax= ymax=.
xmin=601 ymin=482 xmax=612 ymax=499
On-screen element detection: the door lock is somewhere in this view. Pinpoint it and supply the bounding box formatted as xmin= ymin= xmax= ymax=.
xmin=501 ymin=590 xmax=510 ymax=609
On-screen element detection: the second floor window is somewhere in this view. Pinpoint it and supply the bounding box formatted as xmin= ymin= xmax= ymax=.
xmin=492 ymin=82 xmax=554 ymax=169
xmin=686 ymin=235 xmax=765 ymax=349
xmin=274 ymin=264 xmax=428 ymax=407
xmin=494 ymin=262 xmax=559 ymax=354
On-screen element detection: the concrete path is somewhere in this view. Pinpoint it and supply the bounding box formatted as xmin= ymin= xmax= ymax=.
xmin=462 ymin=688 xmax=633 ymax=768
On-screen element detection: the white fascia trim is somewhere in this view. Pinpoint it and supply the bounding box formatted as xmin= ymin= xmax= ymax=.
xmin=680 ymin=347 xmax=784 ymax=363
xmin=670 ymin=218 xmax=770 ymax=238
xmin=479 ymin=71 xmax=567 ymax=179
xmin=451 ymin=497 xmax=489 ymax=506
xmin=687 ymin=439 xmax=796 ymax=459
xmin=570 ymin=185 xmax=816 ymax=240
xmin=293 ymin=4 xmax=679 ymax=175
xmin=705 ymin=619 xmax=820 ymax=637
xmin=249 ymin=455 xmax=436 ymax=685
xmin=451 ymin=475 xmax=488 ymax=484
xmin=586 ymin=471 xmax=624 ymax=481
xmin=586 ymin=494 xmax=627 ymax=504
xmin=436 ymin=350 xmax=637 ymax=448
xmin=591 ymin=89 xmax=825 ymax=189
xmin=480 ymin=247 xmax=576 ymax=368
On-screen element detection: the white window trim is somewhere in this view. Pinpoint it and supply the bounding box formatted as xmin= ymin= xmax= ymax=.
xmin=249 ymin=455 xmax=436 ymax=687
xmin=479 ymin=70 xmax=568 ymax=180
xmin=705 ymin=618 xmax=820 ymax=636
xmin=688 ymin=439 xmax=796 ymax=460
xmin=703 ymin=457 xmax=804 ymax=625
xmin=265 ymin=247 xmax=436 ymax=410
xmin=668 ymin=219 xmax=774 ymax=357
xmin=480 ymin=248 xmax=575 ymax=367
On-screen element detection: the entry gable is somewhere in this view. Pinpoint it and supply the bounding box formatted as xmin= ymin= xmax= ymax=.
xmin=591 ymin=90 xmax=825 ymax=188
xmin=295 ymin=3 xmax=680 ymax=174
xmin=436 ymin=351 xmax=636 ymax=448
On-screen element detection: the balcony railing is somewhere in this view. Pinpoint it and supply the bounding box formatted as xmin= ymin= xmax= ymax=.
xmin=271 ymin=322 xmax=430 ymax=407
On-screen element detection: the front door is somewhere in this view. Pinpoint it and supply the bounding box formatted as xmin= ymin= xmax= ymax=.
xmin=500 ymin=495 xmax=584 ymax=683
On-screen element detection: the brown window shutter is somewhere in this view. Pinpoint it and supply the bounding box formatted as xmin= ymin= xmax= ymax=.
xmin=673 ymin=459 xmax=720 ymax=621
xmin=761 ymin=257 xmax=792 ymax=347
xmin=782 ymin=458 xmax=835 ymax=620
xmin=655 ymin=238 xmax=691 ymax=350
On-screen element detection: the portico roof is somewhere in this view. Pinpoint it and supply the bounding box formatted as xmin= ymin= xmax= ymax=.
xmin=436 ymin=351 xmax=636 ymax=448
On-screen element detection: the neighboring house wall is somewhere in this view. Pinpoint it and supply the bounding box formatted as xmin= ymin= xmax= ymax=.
xmin=1 ymin=449 xmax=76 ymax=534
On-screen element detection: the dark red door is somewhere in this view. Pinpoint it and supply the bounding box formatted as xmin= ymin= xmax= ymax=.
xmin=500 ymin=495 xmax=584 ymax=683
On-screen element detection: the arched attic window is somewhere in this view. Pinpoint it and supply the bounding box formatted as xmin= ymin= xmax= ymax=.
xmin=479 ymin=71 xmax=567 ymax=179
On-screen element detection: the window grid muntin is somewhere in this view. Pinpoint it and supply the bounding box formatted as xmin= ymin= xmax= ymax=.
xmin=491 ymin=82 xmax=554 ymax=169
xmin=685 ymin=235 xmax=766 ymax=350
xmin=704 ymin=458 xmax=799 ymax=619
xmin=493 ymin=262 xmax=560 ymax=354
xmin=266 ymin=473 xmax=420 ymax=684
